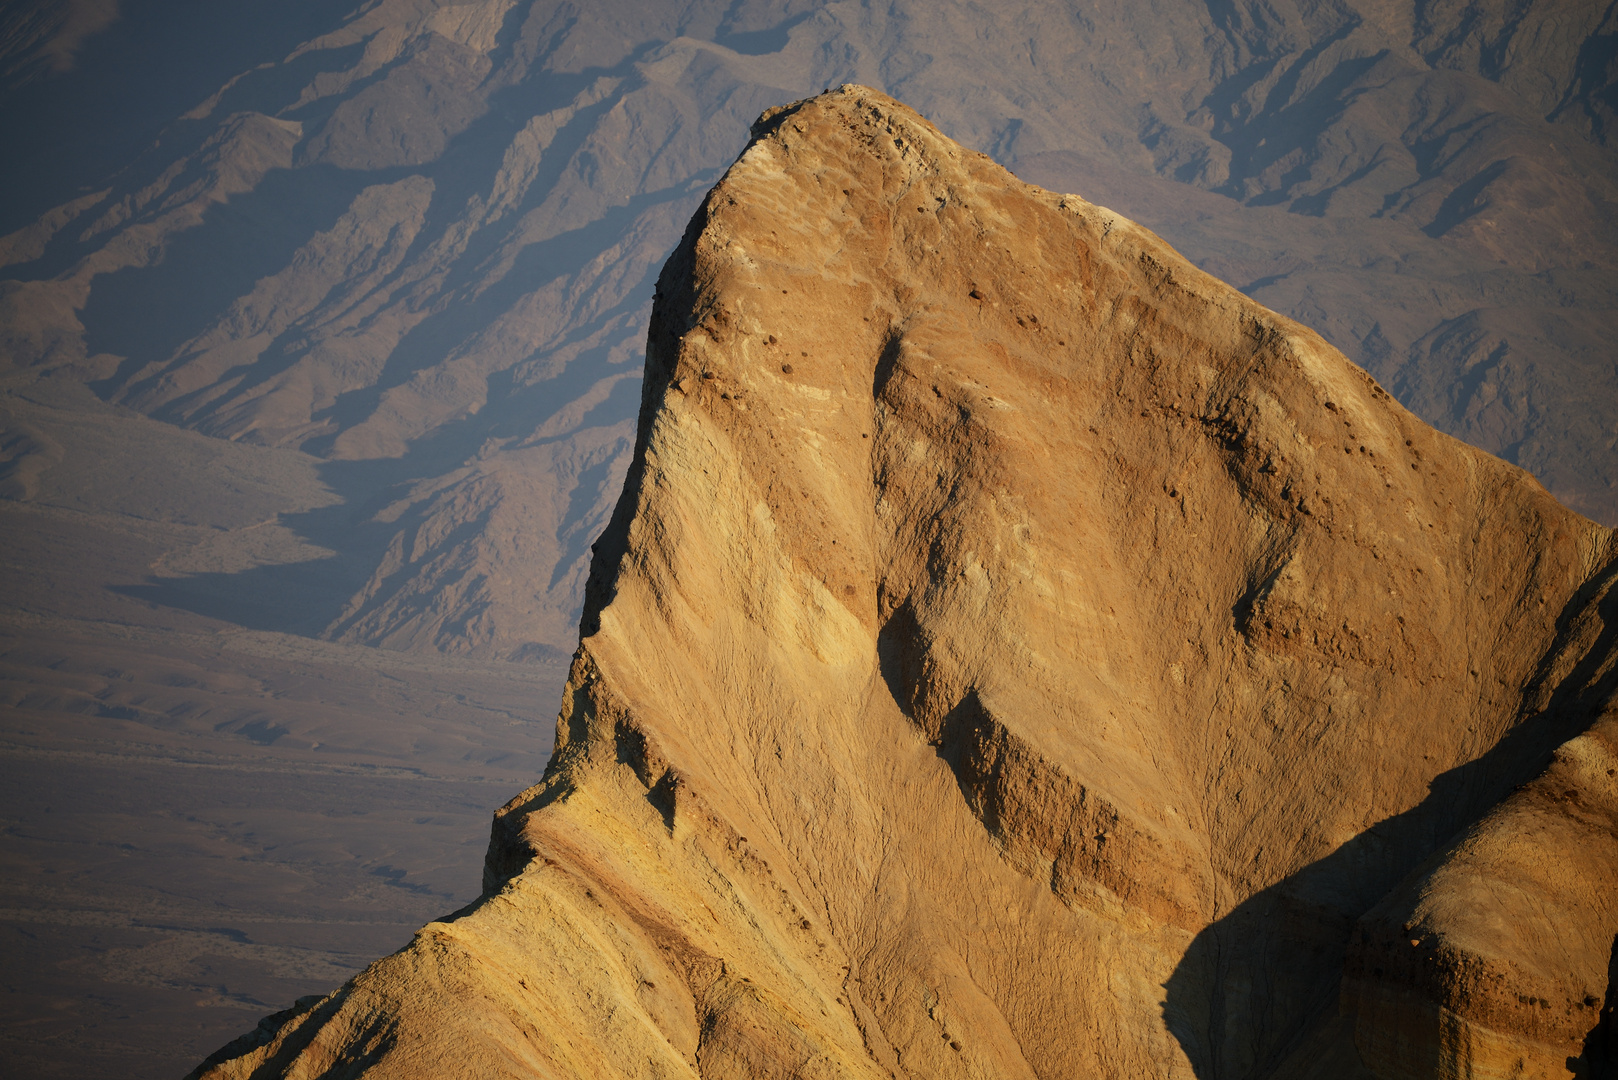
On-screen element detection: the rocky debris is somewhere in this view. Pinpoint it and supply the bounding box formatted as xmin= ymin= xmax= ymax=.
xmin=192 ymin=87 xmax=1618 ymax=1080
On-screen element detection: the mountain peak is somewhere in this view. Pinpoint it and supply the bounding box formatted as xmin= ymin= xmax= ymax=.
xmin=193 ymin=86 xmax=1618 ymax=1080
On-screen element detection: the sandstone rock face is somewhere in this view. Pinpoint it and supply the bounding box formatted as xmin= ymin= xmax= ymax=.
xmin=8 ymin=6 xmax=1617 ymax=1074
xmin=192 ymin=87 xmax=1618 ymax=1080
xmin=3 ymin=0 xmax=1616 ymax=680
xmin=1344 ymin=601 xmax=1618 ymax=1077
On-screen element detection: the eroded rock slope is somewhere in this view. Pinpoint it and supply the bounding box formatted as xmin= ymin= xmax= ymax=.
xmin=4 ymin=0 xmax=1616 ymax=675
xmin=192 ymin=87 xmax=1618 ymax=1080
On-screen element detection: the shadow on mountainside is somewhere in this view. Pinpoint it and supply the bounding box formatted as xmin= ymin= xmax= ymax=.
xmin=860 ymin=431 xmax=1616 ymax=1077
xmin=108 ymin=313 xmax=645 ymax=650
xmin=0 ymin=0 xmax=348 ymax=235
xmin=80 ymin=50 xmax=736 ymax=654
xmin=1163 ymin=567 xmax=1618 ymax=1078
xmin=1577 ymin=935 xmax=1618 ymax=1077
xmin=106 ymin=454 xmax=411 ymax=637
xmin=79 ymin=56 xmax=651 ymax=417
xmin=79 ymin=163 xmax=382 ymax=390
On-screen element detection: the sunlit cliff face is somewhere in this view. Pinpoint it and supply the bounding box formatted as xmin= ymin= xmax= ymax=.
xmin=2 ymin=4 xmax=1615 ymax=1077
xmin=190 ymin=86 xmax=1618 ymax=1080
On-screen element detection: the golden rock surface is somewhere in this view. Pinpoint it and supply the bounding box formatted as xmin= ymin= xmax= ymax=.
xmin=192 ymin=86 xmax=1618 ymax=1080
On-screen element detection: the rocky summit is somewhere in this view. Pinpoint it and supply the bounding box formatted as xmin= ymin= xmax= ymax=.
xmin=190 ymin=87 xmax=1618 ymax=1080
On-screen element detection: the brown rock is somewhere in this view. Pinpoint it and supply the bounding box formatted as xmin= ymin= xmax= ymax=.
xmin=192 ymin=86 xmax=1617 ymax=1080
xmin=1343 ymin=565 xmax=1618 ymax=1077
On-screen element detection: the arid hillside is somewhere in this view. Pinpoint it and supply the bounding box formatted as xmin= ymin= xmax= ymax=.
xmin=3 ymin=0 xmax=1615 ymax=663
xmin=2 ymin=2 xmax=1615 ymax=1076
xmin=191 ymin=86 xmax=1618 ymax=1080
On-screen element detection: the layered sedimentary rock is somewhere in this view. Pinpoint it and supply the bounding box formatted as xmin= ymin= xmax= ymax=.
xmin=1344 ymin=603 xmax=1618 ymax=1078
xmin=4 ymin=0 xmax=1616 ymax=678
xmin=192 ymin=87 xmax=1618 ymax=1080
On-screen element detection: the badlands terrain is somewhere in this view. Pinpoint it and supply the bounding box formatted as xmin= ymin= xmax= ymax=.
xmin=0 ymin=0 xmax=1614 ymax=1076
xmin=191 ymin=86 xmax=1618 ymax=1079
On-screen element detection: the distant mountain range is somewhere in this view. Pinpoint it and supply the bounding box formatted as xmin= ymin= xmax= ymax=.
xmin=3 ymin=0 xmax=1613 ymax=664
